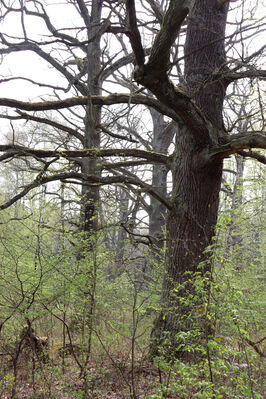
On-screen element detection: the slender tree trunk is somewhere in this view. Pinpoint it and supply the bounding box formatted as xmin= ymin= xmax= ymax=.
xmin=151 ymin=0 xmax=229 ymax=357
xmin=149 ymin=109 xmax=174 ymax=254
xmin=117 ymin=189 xmax=130 ymax=257
xmin=226 ymin=155 xmax=244 ymax=251
xmin=80 ymin=107 xmax=101 ymax=236
xmin=80 ymin=1 xmax=102 ymax=243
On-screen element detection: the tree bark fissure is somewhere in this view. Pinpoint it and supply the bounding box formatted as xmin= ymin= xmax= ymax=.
xmin=148 ymin=0 xmax=229 ymax=355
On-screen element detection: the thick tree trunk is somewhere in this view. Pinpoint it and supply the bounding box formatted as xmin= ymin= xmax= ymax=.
xmin=151 ymin=0 xmax=229 ymax=357
xmin=151 ymin=130 xmax=223 ymax=357
xmin=165 ymin=134 xmax=222 ymax=289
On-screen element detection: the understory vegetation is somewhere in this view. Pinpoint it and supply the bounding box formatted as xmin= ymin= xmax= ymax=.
xmin=0 ymin=161 xmax=265 ymax=399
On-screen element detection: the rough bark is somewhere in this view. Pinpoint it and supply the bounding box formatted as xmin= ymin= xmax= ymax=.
xmin=80 ymin=1 xmax=102 ymax=242
xmin=150 ymin=0 xmax=229 ymax=357
xmin=151 ymin=128 xmax=223 ymax=357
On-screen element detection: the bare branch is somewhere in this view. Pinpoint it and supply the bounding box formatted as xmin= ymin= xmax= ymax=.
xmin=0 ymin=144 xmax=169 ymax=164
xmin=76 ymin=0 xmax=91 ymax=27
xmin=225 ymin=69 xmax=266 ymax=82
xmin=0 ymin=159 xmax=57 ymax=210
xmin=237 ymin=150 xmax=266 ymax=165
xmin=143 ymin=0 xmax=192 ymax=77
xmin=0 ymin=170 xmax=172 ymax=211
xmin=145 ymin=0 xmax=164 ymax=24
xmin=0 ymin=76 xmax=68 ymax=92
xmin=209 ymin=132 xmax=266 ymax=160
xmin=0 ymin=93 xmax=181 ymax=123
xmin=121 ymin=222 xmax=153 ymax=246
xmin=0 ymin=35 xmax=87 ymax=95
xmin=97 ymin=123 xmax=138 ymax=143
xmin=126 ymin=0 xmax=145 ymax=67
xmin=23 ymin=3 xmax=83 ymax=46
xmin=13 ymin=111 xmax=84 ymax=143
xmin=102 ymin=160 xmax=152 ymax=169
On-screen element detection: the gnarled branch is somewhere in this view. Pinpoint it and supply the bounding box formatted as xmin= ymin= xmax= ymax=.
xmin=209 ymin=132 xmax=266 ymax=160
xmin=0 ymin=144 xmax=170 ymax=165
xmin=0 ymin=94 xmax=180 ymax=123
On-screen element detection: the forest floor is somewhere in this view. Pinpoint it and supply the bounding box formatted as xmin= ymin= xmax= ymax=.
xmin=1 ymin=353 xmax=160 ymax=399
xmin=1 ymin=347 xmax=265 ymax=399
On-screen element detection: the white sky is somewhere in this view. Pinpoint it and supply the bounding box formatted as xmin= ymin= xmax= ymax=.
xmin=0 ymin=0 xmax=265 ymax=132
xmin=0 ymin=1 xmax=77 ymax=100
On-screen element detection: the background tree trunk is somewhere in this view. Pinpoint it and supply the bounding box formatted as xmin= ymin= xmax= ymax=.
xmin=226 ymin=155 xmax=244 ymax=251
xmin=149 ymin=109 xmax=175 ymax=255
xmin=80 ymin=1 xmax=102 ymax=243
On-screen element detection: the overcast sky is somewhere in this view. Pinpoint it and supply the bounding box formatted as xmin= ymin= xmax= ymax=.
xmin=0 ymin=1 xmax=78 ymax=100
xmin=0 ymin=0 xmax=265 ymax=136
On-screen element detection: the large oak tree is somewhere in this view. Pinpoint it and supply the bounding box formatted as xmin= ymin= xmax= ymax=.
xmin=0 ymin=0 xmax=265 ymax=355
